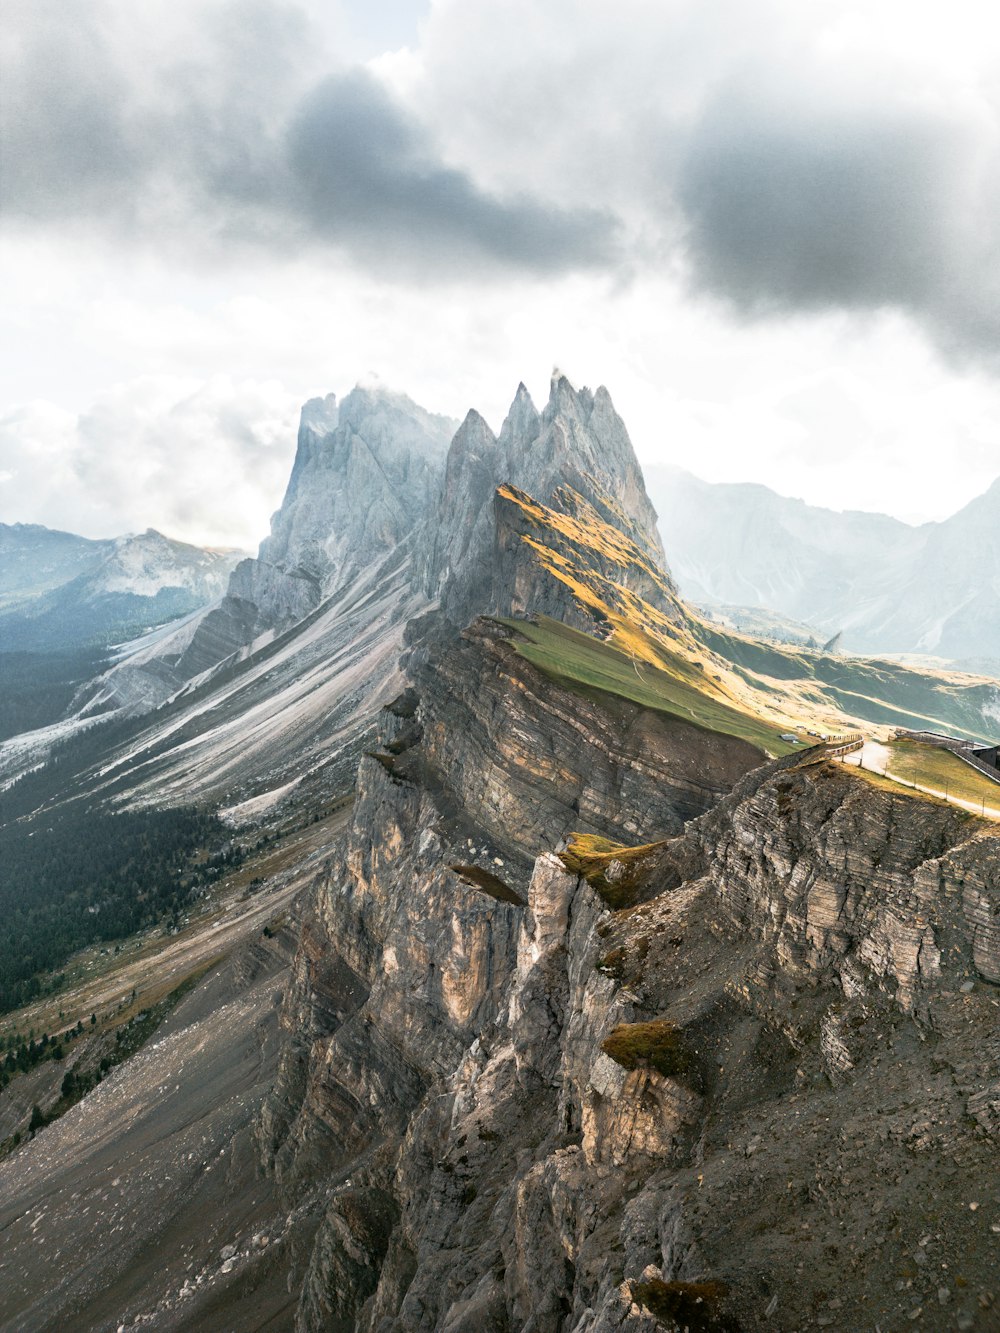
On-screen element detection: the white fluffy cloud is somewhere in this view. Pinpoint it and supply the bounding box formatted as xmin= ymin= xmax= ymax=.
xmin=0 ymin=377 xmax=299 ymax=547
xmin=4 ymin=267 xmax=998 ymax=548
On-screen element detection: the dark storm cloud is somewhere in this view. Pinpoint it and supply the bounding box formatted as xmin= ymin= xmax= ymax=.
xmin=673 ymin=78 xmax=1000 ymax=355
xmin=4 ymin=0 xmax=1000 ymax=355
xmin=678 ymin=94 xmax=952 ymax=309
xmin=284 ymin=72 xmax=615 ymax=271
xmin=0 ymin=4 xmax=616 ymax=277
xmin=0 ymin=5 xmax=139 ymax=218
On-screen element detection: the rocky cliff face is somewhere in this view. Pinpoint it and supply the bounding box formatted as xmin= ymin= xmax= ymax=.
xmin=259 ymin=613 xmax=1000 ymax=1332
xmin=6 ymin=373 xmax=999 ymax=1332
xmin=481 ymin=484 xmax=683 ymax=636
xmin=180 ymin=386 xmax=456 ymax=672
xmin=422 ymin=374 xmax=668 ymax=631
xmin=235 ymin=389 xmax=453 ymax=629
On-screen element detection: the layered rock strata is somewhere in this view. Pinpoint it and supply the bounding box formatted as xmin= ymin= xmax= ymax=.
xmin=262 ymin=617 xmax=1000 ymax=1332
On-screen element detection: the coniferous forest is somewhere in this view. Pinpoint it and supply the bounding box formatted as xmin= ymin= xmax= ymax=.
xmin=0 ymin=647 xmax=110 ymax=743
xmin=0 ymin=804 xmax=240 ymax=1014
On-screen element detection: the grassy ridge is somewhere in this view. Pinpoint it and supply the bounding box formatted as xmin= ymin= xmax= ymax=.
xmin=885 ymin=738 xmax=1000 ymax=811
xmin=699 ymin=623 xmax=996 ymax=743
xmin=498 ymin=484 xmax=998 ymax=747
xmin=504 ymin=616 xmax=799 ymax=756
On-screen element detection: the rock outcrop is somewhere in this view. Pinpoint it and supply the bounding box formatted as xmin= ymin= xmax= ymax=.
xmin=261 ymin=612 xmax=1000 ymax=1332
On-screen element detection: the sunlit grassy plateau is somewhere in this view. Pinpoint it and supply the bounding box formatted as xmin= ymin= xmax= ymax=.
xmin=884 ymin=737 xmax=1000 ymax=813
xmin=505 ymin=615 xmax=801 ymax=756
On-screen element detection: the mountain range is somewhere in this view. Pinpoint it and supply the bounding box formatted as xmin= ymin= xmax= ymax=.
xmin=0 ymin=523 xmax=243 ymax=652
xmin=0 ymin=375 xmax=998 ymax=1333
xmin=3 ymin=377 xmax=996 ymax=811
xmin=645 ymin=467 xmax=1000 ymax=670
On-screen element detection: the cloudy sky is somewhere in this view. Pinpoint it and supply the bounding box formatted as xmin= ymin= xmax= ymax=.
xmin=2 ymin=0 xmax=1000 ymax=548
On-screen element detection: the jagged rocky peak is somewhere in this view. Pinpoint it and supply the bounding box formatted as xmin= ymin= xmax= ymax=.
xmin=495 ymin=371 xmax=664 ymax=560
xmin=264 ymin=382 xmax=454 ymax=575
xmin=425 ymin=371 xmax=671 ymax=628
xmin=300 ymin=390 xmax=339 ymax=434
xmin=435 ymin=371 xmax=662 ymax=549
xmin=439 ymin=409 xmax=505 ymax=526
xmin=148 ymin=382 xmax=457 ymax=697
xmin=504 ymin=367 xmax=661 ymax=554
xmin=415 ymin=409 xmax=503 ymax=602
xmin=501 ymin=378 xmax=541 ymax=443
xmin=280 ymin=392 xmax=340 ymax=486
xmin=83 ymin=372 xmax=673 ymax=729
xmin=229 ymin=382 xmax=457 ymax=630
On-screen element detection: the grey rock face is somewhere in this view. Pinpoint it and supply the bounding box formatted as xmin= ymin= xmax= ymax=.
xmin=690 ymin=758 xmax=1000 ymax=1007
xmin=409 ymin=618 xmax=759 ymax=848
xmin=421 ymin=374 xmax=668 ymax=630
xmin=72 ymin=386 xmax=455 ymax=728
xmin=479 ymin=483 xmax=681 ymax=634
xmin=261 ymin=622 xmax=1000 ymax=1333
xmin=193 ymin=386 xmax=456 ymax=652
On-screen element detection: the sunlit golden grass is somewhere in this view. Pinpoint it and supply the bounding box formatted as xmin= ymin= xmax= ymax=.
xmin=885 ymin=738 xmax=1000 ymax=813
xmin=559 ymin=832 xmax=670 ymax=907
xmin=507 ymin=616 xmax=801 ymax=757
xmin=497 ymin=479 xmax=997 ymax=761
xmin=601 ymin=1020 xmax=698 ymax=1081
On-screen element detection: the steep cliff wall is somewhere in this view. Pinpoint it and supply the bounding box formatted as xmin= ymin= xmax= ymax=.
xmin=181 ymin=387 xmax=454 ymax=668
xmin=261 ymin=619 xmax=1000 ymax=1333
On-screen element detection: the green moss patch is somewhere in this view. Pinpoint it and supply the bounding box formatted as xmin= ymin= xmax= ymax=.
xmin=630 ymin=1278 xmax=734 ymax=1331
xmin=559 ymin=833 xmax=667 ymax=909
xmin=601 ymin=1020 xmax=698 ymax=1083
xmin=595 ymin=947 xmax=628 ymax=979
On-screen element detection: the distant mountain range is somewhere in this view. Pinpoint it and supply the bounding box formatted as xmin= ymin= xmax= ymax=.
xmin=0 ymin=525 xmax=244 ymax=652
xmin=644 ymin=468 xmax=1000 ymax=671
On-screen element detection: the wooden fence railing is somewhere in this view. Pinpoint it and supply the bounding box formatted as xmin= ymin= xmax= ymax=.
xmin=821 ymin=733 xmax=864 ymax=759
